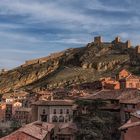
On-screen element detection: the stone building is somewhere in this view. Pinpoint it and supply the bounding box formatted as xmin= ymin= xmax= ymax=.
xmin=94 ymin=36 xmax=102 ymax=45
xmin=112 ymin=36 xmax=131 ymax=49
xmin=31 ymin=100 xmax=74 ymax=123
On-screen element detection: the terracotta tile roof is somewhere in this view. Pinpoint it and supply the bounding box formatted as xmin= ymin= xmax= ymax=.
xmin=131 ymin=110 xmax=140 ymax=119
xmin=57 ymin=123 xmax=78 ymax=135
xmin=2 ymin=91 xmax=29 ymax=99
xmin=19 ymin=121 xmax=55 ymax=139
xmin=59 ymin=123 xmax=77 ymax=130
xmin=126 ymin=74 xmax=140 ymax=80
xmin=120 ymin=98 xmax=140 ymax=104
xmin=81 ymin=90 xmax=122 ymax=100
xmin=0 ymin=121 xmax=55 ymax=140
xmin=119 ymin=120 xmax=140 ymax=130
xmin=81 ymin=89 xmax=140 ymax=104
xmin=119 ymin=89 xmax=140 ymax=104
xmin=37 ymin=90 xmax=53 ymax=95
xmin=100 ymin=104 xmax=120 ymax=110
xmin=15 ymin=107 xmax=31 ymax=112
xmin=33 ymin=100 xmax=74 ymax=106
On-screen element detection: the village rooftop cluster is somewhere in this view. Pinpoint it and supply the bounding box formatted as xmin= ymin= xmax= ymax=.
xmin=0 ymin=69 xmax=139 ymax=140
xmin=1 ymin=37 xmax=140 ymax=140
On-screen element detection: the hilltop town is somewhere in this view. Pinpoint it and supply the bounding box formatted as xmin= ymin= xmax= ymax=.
xmin=1 ymin=36 xmax=140 ymax=140
xmin=1 ymin=36 xmax=140 ymax=93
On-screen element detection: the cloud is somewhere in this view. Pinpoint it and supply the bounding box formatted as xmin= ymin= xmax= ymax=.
xmin=0 ymin=0 xmax=139 ymax=69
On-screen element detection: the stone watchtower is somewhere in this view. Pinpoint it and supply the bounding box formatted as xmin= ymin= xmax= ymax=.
xmin=136 ymin=45 xmax=140 ymax=54
xmin=126 ymin=40 xmax=131 ymax=48
xmin=94 ymin=36 xmax=102 ymax=45
xmin=114 ymin=36 xmax=121 ymax=44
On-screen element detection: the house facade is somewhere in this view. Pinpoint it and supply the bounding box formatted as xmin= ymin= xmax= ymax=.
xmin=31 ymin=100 xmax=74 ymax=123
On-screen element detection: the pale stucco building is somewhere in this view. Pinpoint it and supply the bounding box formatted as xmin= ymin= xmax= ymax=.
xmin=31 ymin=100 xmax=74 ymax=123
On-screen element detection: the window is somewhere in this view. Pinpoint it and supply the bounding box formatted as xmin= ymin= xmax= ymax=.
xmin=132 ymin=104 xmax=135 ymax=109
xmin=53 ymin=109 xmax=56 ymax=114
xmin=41 ymin=114 xmax=47 ymax=122
xmin=42 ymin=109 xmax=45 ymax=114
xmin=65 ymin=115 xmax=70 ymax=123
xmin=60 ymin=109 xmax=63 ymax=114
xmin=52 ymin=116 xmax=58 ymax=122
xmin=111 ymin=100 xmax=115 ymax=104
xmin=129 ymin=83 xmax=133 ymax=88
xmin=66 ymin=109 xmax=69 ymax=114
xmin=59 ymin=116 xmax=64 ymax=122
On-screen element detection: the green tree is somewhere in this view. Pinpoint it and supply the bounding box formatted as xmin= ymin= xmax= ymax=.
xmin=74 ymin=99 xmax=120 ymax=140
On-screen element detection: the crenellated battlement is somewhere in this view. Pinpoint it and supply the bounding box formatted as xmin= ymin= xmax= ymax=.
xmin=94 ymin=36 xmax=102 ymax=45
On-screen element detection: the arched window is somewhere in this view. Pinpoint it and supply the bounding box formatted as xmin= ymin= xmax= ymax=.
xmin=52 ymin=116 xmax=58 ymax=122
xmin=59 ymin=115 xmax=64 ymax=122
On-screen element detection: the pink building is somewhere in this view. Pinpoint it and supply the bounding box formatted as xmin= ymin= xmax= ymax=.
xmin=120 ymin=74 xmax=140 ymax=89
xmin=14 ymin=107 xmax=31 ymax=124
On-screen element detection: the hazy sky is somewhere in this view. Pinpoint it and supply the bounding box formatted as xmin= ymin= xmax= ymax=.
xmin=0 ymin=0 xmax=140 ymax=69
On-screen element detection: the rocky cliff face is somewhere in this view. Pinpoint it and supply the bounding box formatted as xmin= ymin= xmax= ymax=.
xmin=0 ymin=40 xmax=138 ymax=93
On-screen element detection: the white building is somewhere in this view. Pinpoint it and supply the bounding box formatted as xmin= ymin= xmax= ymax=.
xmin=31 ymin=100 xmax=74 ymax=123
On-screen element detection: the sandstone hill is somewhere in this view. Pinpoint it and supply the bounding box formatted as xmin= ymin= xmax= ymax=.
xmin=0 ymin=36 xmax=140 ymax=93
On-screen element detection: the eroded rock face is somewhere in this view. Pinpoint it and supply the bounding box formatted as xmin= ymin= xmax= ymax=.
xmin=0 ymin=41 xmax=137 ymax=93
xmin=0 ymin=58 xmax=61 ymax=93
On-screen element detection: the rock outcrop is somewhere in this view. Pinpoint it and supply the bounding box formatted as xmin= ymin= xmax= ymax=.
xmin=0 ymin=36 xmax=140 ymax=93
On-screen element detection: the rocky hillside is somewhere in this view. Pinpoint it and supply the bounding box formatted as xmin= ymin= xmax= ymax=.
xmin=0 ymin=37 xmax=140 ymax=93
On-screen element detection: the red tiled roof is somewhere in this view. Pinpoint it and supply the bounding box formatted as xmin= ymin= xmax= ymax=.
xmin=81 ymin=90 xmax=122 ymax=100
xmin=81 ymin=89 xmax=140 ymax=104
xmin=0 ymin=121 xmax=55 ymax=140
xmin=59 ymin=123 xmax=77 ymax=130
xmin=33 ymin=100 xmax=74 ymax=106
xmin=119 ymin=89 xmax=140 ymax=104
xmin=120 ymin=98 xmax=140 ymax=104
xmin=119 ymin=120 xmax=140 ymax=130
xmin=126 ymin=74 xmax=140 ymax=80
xmin=131 ymin=110 xmax=140 ymax=119
xmin=15 ymin=107 xmax=31 ymax=112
